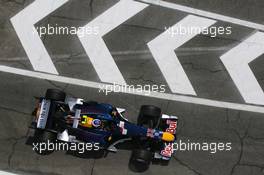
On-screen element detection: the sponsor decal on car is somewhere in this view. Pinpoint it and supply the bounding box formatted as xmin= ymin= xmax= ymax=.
xmin=161 ymin=143 xmax=173 ymax=158
xmin=160 ymin=119 xmax=178 ymax=158
xmin=166 ymin=120 xmax=177 ymax=134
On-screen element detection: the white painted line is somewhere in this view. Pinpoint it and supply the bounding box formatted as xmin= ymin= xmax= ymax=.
xmin=0 ymin=171 xmax=18 ymax=175
xmin=137 ymin=0 xmax=264 ymax=31
xmin=77 ymin=0 xmax=148 ymax=85
xmin=148 ymin=15 xmax=216 ymax=95
xmin=10 ymin=0 xmax=69 ymax=74
xmin=220 ymin=32 xmax=264 ymax=105
xmin=1 ymin=65 xmax=264 ymax=113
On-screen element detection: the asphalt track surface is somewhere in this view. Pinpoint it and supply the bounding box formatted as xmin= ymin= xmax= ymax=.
xmin=0 ymin=0 xmax=264 ymax=175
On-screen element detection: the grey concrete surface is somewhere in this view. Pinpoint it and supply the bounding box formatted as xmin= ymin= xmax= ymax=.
xmin=0 ymin=0 xmax=264 ymax=175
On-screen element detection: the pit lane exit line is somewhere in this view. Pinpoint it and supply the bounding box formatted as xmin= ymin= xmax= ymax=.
xmin=1 ymin=65 xmax=264 ymax=114
xmin=136 ymin=0 xmax=264 ymax=31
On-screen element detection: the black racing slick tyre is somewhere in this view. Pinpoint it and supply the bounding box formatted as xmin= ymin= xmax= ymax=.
xmin=137 ymin=105 xmax=161 ymax=128
xmin=33 ymin=130 xmax=57 ymax=155
xmin=130 ymin=149 xmax=152 ymax=172
xmin=45 ymin=89 xmax=66 ymax=102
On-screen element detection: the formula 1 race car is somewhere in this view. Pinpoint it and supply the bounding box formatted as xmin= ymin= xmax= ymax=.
xmin=30 ymin=89 xmax=178 ymax=169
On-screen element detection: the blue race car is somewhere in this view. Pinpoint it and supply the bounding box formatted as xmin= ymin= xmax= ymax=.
xmin=30 ymin=89 xmax=178 ymax=168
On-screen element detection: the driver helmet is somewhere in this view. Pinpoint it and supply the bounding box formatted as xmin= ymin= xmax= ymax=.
xmin=92 ymin=119 xmax=102 ymax=128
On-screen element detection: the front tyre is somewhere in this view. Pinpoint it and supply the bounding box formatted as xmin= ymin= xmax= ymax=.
xmin=45 ymin=89 xmax=66 ymax=102
xmin=137 ymin=105 xmax=161 ymax=128
xmin=129 ymin=149 xmax=152 ymax=172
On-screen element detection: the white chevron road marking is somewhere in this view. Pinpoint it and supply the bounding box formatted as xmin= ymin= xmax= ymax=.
xmin=148 ymin=15 xmax=216 ymax=95
xmin=1 ymin=65 xmax=264 ymax=114
xmin=8 ymin=0 xmax=264 ymax=107
xmin=220 ymin=32 xmax=264 ymax=105
xmin=77 ymin=0 xmax=148 ymax=85
xmin=10 ymin=0 xmax=69 ymax=75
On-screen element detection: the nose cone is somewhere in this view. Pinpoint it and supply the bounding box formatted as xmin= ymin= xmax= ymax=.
xmin=162 ymin=132 xmax=175 ymax=142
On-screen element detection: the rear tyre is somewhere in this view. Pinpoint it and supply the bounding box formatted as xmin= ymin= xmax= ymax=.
xmin=137 ymin=105 xmax=161 ymax=128
xmin=129 ymin=149 xmax=152 ymax=172
xmin=45 ymin=89 xmax=66 ymax=102
xmin=33 ymin=130 xmax=57 ymax=155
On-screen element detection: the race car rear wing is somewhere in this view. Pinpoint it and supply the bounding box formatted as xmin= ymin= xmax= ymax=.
xmin=36 ymin=99 xmax=51 ymax=129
